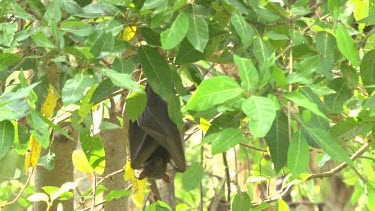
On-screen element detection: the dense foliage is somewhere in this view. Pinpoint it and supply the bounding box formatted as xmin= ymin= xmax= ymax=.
xmin=1 ymin=0 xmax=375 ymax=210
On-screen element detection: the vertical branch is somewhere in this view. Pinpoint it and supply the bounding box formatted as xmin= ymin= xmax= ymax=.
xmin=222 ymin=152 xmax=231 ymax=204
xmin=200 ymin=131 xmax=204 ymax=211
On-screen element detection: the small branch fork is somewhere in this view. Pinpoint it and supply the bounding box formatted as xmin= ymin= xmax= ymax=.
xmin=251 ymin=140 xmax=372 ymax=207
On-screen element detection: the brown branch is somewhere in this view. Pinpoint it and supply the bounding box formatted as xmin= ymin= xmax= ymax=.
xmin=222 ymin=152 xmax=231 ymax=204
xmin=306 ymin=140 xmax=371 ymax=180
xmin=252 ymin=140 xmax=372 ymax=207
xmin=239 ymin=142 xmax=267 ymax=152
xmin=148 ymin=179 xmax=161 ymax=202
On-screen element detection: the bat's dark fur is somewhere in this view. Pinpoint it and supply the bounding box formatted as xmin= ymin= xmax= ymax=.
xmin=128 ymin=84 xmax=186 ymax=181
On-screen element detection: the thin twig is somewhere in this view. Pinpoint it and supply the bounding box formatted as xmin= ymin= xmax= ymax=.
xmin=251 ymin=140 xmax=371 ymax=206
xmin=81 ymin=200 xmax=107 ymax=211
xmin=222 ymin=152 xmax=231 ymax=204
xmin=306 ymin=140 xmax=371 ymax=180
xmin=0 ymin=169 xmax=34 ymax=208
xmin=91 ymin=174 xmax=97 ymax=211
xmin=239 ymin=142 xmax=267 ymax=152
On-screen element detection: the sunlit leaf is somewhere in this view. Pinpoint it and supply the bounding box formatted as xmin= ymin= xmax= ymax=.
xmin=284 ymin=91 xmax=327 ymax=119
xmin=303 ymin=127 xmax=352 ymax=165
xmin=231 ymin=14 xmax=254 ymax=47
xmin=234 ymin=55 xmax=259 ymax=91
xmin=242 ymin=96 xmax=276 ymax=138
xmin=185 ymin=76 xmax=242 ymax=111
xmin=62 ymin=74 xmax=95 ymax=105
xmin=160 ymin=12 xmax=189 ymax=50
xmin=232 ymin=192 xmax=251 ymax=211
xmin=182 ymin=162 xmax=204 ymax=191
xmin=288 ymin=131 xmax=309 ymax=178
xmin=72 ymin=150 xmax=94 ymax=173
xmin=187 ymin=15 xmax=209 ymax=52
xmin=335 ymin=24 xmax=360 ymax=67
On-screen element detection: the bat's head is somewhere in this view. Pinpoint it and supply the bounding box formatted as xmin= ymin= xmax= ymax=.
xmin=138 ymin=146 xmax=171 ymax=183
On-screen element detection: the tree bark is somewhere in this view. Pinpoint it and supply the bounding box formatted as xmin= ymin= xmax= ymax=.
xmin=101 ymin=115 xmax=128 ymax=210
xmin=159 ymin=165 xmax=177 ymax=210
xmin=34 ymin=125 xmax=77 ymax=211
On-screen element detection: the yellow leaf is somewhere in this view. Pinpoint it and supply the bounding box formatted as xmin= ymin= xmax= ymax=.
xmin=124 ymin=161 xmax=137 ymax=181
xmin=72 ymin=150 xmax=94 ymax=173
xmin=124 ymin=161 xmax=146 ymax=208
xmin=25 ymin=134 xmax=42 ymax=173
xmin=198 ymin=118 xmax=211 ymax=132
xmin=121 ymin=26 xmax=137 ymax=41
xmin=132 ymin=179 xmax=146 ymax=208
xmin=41 ymin=87 xmax=58 ymax=118
xmin=277 ymin=199 xmax=289 ymax=211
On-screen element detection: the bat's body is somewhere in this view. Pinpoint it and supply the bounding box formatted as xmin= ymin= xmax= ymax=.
xmin=128 ymin=84 xmax=186 ymax=180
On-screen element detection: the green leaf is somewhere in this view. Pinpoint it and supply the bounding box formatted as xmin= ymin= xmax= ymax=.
xmin=175 ymin=38 xmax=205 ymax=65
xmin=145 ymin=201 xmax=172 ymax=211
xmin=316 ymin=32 xmax=335 ymax=77
xmin=138 ymin=46 xmax=174 ymax=100
xmin=125 ymin=89 xmax=147 ymax=122
xmin=60 ymin=20 xmax=94 ymax=36
xmin=0 ymin=53 xmax=21 ymax=70
xmin=62 ymin=74 xmax=95 ymax=105
xmin=28 ymin=111 xmax=50 ymax=148
xmin=101 ymin=68 xmax=141 ymax=93
xmin=139 ymin=27 xmax=161 ymax=46
xmin=253 ymin=36 xmax=272 ymax=64
xmin=0 ymin=83 xmax=40 ymax=121
xmin=328 ymin=0 xmax=340 ymax=18
xmin=324 ymin=78 xmax=353 ymax=114
xmin=284 ymin=91 xmax=327 ymax=119
xmin=139 ymin=46 xmax=183 ymax=129
xmin=187 ymin=15 xmax=209 ymax=52
xmin=208 ymin=128 xmax=243 ymax=154
xmin=38 ymin=152 xmax=55 ymax=171
xmin=232 ymin=192 xmax=251 ymax=211
xmin=0 ymin=121 xmax=15 ymax=160
xmin=329 ymin=118 xmax=364 ymax=143
xmin=167 ymin=94 xmax=184 ymax=130
xmin=182 ymin=162 xmax=204 ymax=191
xmin=288 ymin=131 xmax=310 ymax=178
xmin=105 ymin=190 xmax=131 ymax=201
xmin=335 ymin=24 xmax=360 ymax=67
xmin=223 ymin=0 xmax=249 ymax=14
xmin=231 ymin=14 xmax=254 ymax=47
xmin=112 ymin=58 xmax=134 ymax=74
xmin=62 ymin=0 xmax=84 ymax=14
xmin=90 ymin=79 xmax=120 ymax=104
xmin=80 ymin=132 xmax=105 ymax=175
xmin=264 ymin=113 xmax=289 ymax=172
xmin=185 ymin=76 xmax=242 ymax=111
xmin=360 ymin=49 xmax=375 ymax=94
xmin=242 ymin=96 xmax=276 ymax=138
xmin=141 ymin=0 xmax=167 ymax=11
xmin=44 ymin=0 xmax=61 ymax=25
xmin=206 ymin=111 xmax=243 ymax=135
xmin=72 ymin=150 xmax=94 ymax=173
xmin=233 ymin=55 xmax=259 ymax=91
xmin=160 ymin=12 xmax=189 ymax=50
xmin=304 ymin=127 xmax=353 ymax=165
xmin=32 ymin=32 xmax=55 ymax=48
xmin=307 ymin=84 xmax=336 ymax=96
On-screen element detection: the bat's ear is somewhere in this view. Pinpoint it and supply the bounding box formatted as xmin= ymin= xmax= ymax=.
xmin=138 ymin=171 xmax=147 ymax=180
xmin=162 ymin=174 xmax=170 ymax=183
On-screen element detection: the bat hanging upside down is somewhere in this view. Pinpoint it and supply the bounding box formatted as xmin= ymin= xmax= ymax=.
xmin=128 ymin=84 xmax=186 ymax=182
